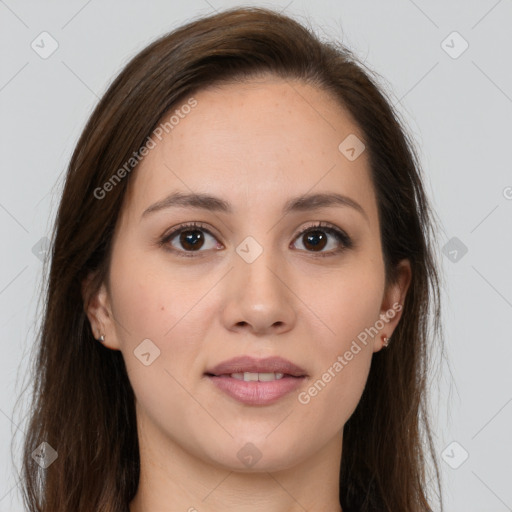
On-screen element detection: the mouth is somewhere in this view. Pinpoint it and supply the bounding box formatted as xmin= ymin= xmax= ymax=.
xmin=205 ymin=355 xmax=308 ymax=378
xmin=206 ymin=371 xmax=300 ymax=381
xmin=204 ymin=356 xmax=307 ymax=405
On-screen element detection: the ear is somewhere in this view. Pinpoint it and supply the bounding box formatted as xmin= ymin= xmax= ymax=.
xmin=373 ymin=258 xmax=412 ymax=353
xmin=81 ymin=272 xmax=121 ymax=351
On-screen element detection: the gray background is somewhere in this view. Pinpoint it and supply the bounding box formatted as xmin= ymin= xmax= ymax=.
xmin=1 ymin=1 xmax=511 ymax=510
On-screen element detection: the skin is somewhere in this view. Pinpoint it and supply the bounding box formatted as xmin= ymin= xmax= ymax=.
xmin=84 ymin=74 xmax=411 ymax=512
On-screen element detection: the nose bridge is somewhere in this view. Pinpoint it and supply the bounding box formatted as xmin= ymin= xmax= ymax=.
xmin=234 ymin=232 xmax=282 ymax=296
xmin=222 ymin=230 xmax=296 ymax=333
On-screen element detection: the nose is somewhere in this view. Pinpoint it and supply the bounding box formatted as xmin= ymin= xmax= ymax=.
xmin=220 ymin=244 xmax=297 ymax=336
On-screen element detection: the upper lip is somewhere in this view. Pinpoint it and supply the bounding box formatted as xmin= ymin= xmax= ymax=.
xmin=205 ymin=356 xmax=307 ymax=377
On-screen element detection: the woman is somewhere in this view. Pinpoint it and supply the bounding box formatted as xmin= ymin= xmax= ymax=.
xmin=19 ymin=6 xmax=444 ymax=511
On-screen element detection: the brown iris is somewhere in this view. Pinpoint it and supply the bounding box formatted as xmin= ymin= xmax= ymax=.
xmin=180 ymin=229 xmax=205 ymax=251
xmin=302 ymin=230 xmax=327 ymax=251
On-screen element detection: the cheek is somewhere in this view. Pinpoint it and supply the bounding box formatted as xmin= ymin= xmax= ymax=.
xmin=302 ymin=260 xmax=384 ymax=347
xmin=110 ymin=272 xmax=166 ymax=340
xmin=109 ymin=247 xmax=201 ymax=340
xmin=295 ymin=260 xmax=383 ymax=418
xmin=108 ymin=258 xmax=208 ymax=423
xmin=298 ymin=316 xmax=375 ymax=440
xmin=108 ymin=249 xmax=213 ymax=375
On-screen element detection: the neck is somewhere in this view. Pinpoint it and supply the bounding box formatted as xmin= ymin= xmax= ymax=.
xmin=129 ymin=414 xmax=344 ymax=512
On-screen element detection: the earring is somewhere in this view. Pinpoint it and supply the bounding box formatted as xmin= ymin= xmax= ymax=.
xmin=98 ymin=334 xmax=105 ymax=343
xmin=382 ymin=336 xmax=390 ymax=347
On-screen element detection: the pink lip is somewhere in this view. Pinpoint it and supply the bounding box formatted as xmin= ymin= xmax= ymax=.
xmin=204 ymin=356 xmax=307 ymax=406
xmin=207 ymin=374 xmax=305 ymax=405
xmin=205 ymin=355 xmax=307 ymax=377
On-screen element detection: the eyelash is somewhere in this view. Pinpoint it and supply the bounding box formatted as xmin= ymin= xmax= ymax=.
xmin=158 ymin=221 xmax=353 ymax=258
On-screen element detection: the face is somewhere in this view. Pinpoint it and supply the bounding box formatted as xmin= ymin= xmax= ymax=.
xmin=85 ymin=75 xmax=410 ymax=473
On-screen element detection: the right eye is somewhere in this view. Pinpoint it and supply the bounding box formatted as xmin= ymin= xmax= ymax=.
xmin=159 ymin=222 xmax=223 ymax=257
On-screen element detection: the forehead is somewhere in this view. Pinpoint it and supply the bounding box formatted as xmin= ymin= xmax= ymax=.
xmin=123 ymin=77 xmax=377 ymax=223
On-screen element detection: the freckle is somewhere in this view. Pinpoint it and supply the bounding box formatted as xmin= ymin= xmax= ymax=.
xmin=161 ymin=306 xmax=165 ymax=311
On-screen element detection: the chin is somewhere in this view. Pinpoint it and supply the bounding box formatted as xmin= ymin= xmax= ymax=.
xmin=199 ymin=436 xmax=305 ymax=473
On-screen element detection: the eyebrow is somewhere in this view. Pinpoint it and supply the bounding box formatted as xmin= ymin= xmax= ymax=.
xmin=141 ymin=191 xmax=368 ymax=222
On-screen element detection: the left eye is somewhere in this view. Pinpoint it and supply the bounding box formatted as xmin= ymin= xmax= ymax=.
xmin=160 ymin=221 xmax=351 ymax=257
xmin=291 ymin=223 xmax=352 ymax=255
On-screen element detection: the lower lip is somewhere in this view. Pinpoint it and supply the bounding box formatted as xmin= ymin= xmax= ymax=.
xmin=206 ymin=375 xmax=305 ymax=405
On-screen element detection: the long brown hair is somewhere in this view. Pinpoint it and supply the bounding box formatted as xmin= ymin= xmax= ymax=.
xmin=16 ymin=6 xmax=444 ymax=511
